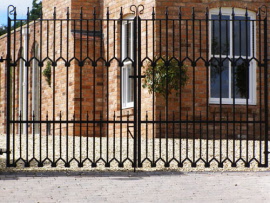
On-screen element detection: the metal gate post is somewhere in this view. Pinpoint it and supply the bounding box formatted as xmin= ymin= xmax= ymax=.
xmin=137 ymin=15 xmax=142 ymax=168
xmin=6 ymin=6 xmax=15 ymax=167
xmin=130 ymin=5 xmax=144 ymax=170
xmin=133 ymin=14 xmax=138 ymax=170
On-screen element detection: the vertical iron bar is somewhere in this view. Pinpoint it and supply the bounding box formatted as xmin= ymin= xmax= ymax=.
xmin=218 ymin=8 xmax=222 ymax=167
xmin=39 ymin=10 xmax=43 ymax=167
xmin=65 ymin=7 xmax=70 ymax=167
xmin=192 ymin=8 xmax=196 ymax=167
xmin=245 ymin=9 xmax=249 ymax=166
xmin=259 ymin=8 xmax=263 ymax=165
xmin=6 ymin=12 xmax=12 ymax=167
xmin=165 ymin=7 xmax=169 ymax=167
xmin=205 ymin=7 xmax=209 ymax=166
xmin=12 ymin=9 xmax=17 ymax=167
xmin=119 ymin=8 xmax=123 ymax=166
xmin=79 ymin=7 xmax=83 ymax=166
xmin=52 ymin=8 xmax=56 ymax=166
xmin=263 ymin=13 xmax=268 ymax=167
xmin=232 ymin=8 xmax=236 ymax=166
xmin=152 ymin=8 xmax=156 ymax=167
xmin=93 ymin=7 xmax=96 ymax=166
xmin=179 ymin=7 xmax=182 ymax=166
xmin=25 ymin=9 xmax=30 ymax=166
xmin=133 ymin=15 xmax=138 ymax=169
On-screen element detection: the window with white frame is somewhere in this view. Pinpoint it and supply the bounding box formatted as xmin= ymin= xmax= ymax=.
xmin=209 ymin=8 xmax=256 ymax=105
xmin=122 ymin=15 xmax=134 ymax=108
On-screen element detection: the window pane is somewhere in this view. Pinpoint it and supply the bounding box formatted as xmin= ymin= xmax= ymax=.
xmin=232 ymin=59 xmax=249 ymax=99
xmin=211 ymin=15 xmax=230 ymax=55
xmin=128 ymin=22 xmax=132 ymax=60
xmin=127 ymin=65 xmax=134 ymax=103
xmin=210 ymin=59 xmax=229 ymax=98
xmin=122 ymin=67 xmax=127 ymax=103
xmin=233 ymin=16 xmax=251 ymax=56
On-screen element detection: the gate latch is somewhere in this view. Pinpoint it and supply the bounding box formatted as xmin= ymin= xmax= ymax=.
xmin=0 ymin=148 xmax=9 ymax=155
xmin=0 ymin=57 xmax=5 ymax=63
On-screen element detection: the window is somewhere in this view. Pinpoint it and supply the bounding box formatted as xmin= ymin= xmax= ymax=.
xmin=209 ymin=8 xmax=256 ymax=105
xmin=122 ymin=16 xmax=134 ymax=108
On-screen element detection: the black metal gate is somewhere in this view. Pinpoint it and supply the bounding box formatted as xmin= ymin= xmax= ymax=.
xmin=2 ymin=5 xmax=269 ymax=169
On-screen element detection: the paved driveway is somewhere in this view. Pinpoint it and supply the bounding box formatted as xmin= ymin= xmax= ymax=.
xmin=0 ymin=170 xmax=270 ymax=203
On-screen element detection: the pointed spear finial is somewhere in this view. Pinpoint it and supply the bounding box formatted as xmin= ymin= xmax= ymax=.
xmin=165 ymin=7 xmax=168 ymax=18
xmin=80 ymin=7 xmax=83 ymax=19
xmin=53 ymin=7 xmax=56 ymax=19
xmin=93 ymin=7 xmax=96 ymax=19
xmin=106 ymin=7 xmax=109 ymax=19
xmin=40 ymin=8 xmax=43 ymax=19
xmin=66 ymin=7 xmax=70 ymax=19
xmin=120 ymin=7 xmax=123 ymax=19
xmin=205 ymin=7 xmax=209 ymax=18
xmin=27 ymin=7 xmax=30 ymax=19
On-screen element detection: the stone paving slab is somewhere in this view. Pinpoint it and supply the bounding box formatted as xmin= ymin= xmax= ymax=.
xmin=0 ymin=170 xmax=270 ymax=202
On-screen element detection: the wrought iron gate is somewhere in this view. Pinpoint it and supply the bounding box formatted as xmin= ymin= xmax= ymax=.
xmin=2 ymin=5 xmax=269 ymax=169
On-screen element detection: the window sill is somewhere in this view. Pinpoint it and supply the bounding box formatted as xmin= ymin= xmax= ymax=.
xmin=209 ymin=100 xmax=256 ymax=106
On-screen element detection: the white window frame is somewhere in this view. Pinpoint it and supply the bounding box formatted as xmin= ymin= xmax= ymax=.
xmin=122 ymin=15 xmax=134 ymax=109
xmin=209 ymin=8 xmax=256 ymax=105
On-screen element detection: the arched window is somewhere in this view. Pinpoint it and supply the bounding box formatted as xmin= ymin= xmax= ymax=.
xmin=121 ymin=14 xmax=134 ymax=109
xmin=209 ymin=8 xmax=256 ymax=105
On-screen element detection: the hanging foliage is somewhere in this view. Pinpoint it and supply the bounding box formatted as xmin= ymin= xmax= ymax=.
xmin=43 ymin=61 xmax=51 ymax=87
xmin=142 ymin=58 xmax=188 ymax=97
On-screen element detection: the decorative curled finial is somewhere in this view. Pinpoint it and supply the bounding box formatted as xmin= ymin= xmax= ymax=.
xmin=130 ymin=4 xmax=144 ymax=17
xmin=259 ymin=5 xmax=267 ymax=18
xmin=8 ymin=5 xmax=16 ymax=17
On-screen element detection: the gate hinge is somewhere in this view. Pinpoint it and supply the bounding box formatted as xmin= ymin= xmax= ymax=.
xmin=0 ymin=148 xmax=10 ymax=155
xmin=264 ymin=151 xmax=270 ymax=154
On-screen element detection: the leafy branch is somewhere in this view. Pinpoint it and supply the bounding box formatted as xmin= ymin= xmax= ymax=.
xmin=142 ymin=58 xmax=188 ymax=97
xmin=43 ymin=61 xmax=51 ymax=87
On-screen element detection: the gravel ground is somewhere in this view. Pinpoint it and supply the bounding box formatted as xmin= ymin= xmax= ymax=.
xmin=0 ymin=134 xmax=270 ymax=172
